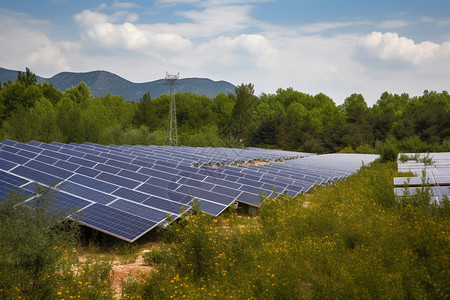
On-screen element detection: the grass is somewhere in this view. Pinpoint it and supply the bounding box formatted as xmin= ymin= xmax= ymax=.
xmin=122 ymin=161 xmax=449 ymax=299
xmin=1 ymin=161 xmax=448 ymax=299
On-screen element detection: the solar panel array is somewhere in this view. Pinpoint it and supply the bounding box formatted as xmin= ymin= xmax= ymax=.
xmin=0 ymin=139 xmax=378 ymax=242
xmin=394 ymin=152 xmax=450 ymax=203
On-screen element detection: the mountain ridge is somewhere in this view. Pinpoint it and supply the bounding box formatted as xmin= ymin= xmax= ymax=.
xmin=0 ymin=67 xmax=236 ymax=101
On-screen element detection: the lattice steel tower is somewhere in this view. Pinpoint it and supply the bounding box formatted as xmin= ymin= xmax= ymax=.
xmin=165 ymin=72 xmax=179 ymax=146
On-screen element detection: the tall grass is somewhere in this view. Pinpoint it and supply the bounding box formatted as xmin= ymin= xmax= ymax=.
xmin=123 ymin=161 xmax=449 ymax=299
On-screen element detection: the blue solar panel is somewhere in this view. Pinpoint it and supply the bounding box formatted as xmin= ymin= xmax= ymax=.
xmin=74 ymin=203 xmax=157 ymax=242
xmin=146 ymin=177 xmax=180 ymax=190
xmin=34 ymin=154 xmax=58 ymax=165
xmin=0 ymin=151 xmax=30 ymax=164
xmin=0 ymin=181 xmax=32 ymax=202
xmin=0 ymin=139 xmax=17 ymax=146
xmin=105 ymin=159 xmax=140 ymax=171
xmin=139 ymin=167 xmax=181 ymax=181
xmin=108 ymin=199 xmax=169 ymax=223
xmin=57 ymin=181 xmax=116 ymax=205
xmin=1 ymin=139 xmax=379 ymax=242
xmin=154 ymin=160 xmax=178 ymax=168
xmin=39 ymin=143 xmax=61 ymax=151
xmin=17 ymin=149 xmax=39 ymax=159
xmin=152 ymin=164 xmax=180 ymax=175
xmin=237 ymin=192 xmax=262 ymax=206
xmin=84 ymin=153 xmax=108 ymax=164
xmin=211 ymin=185 xmax=242 ymax=198
xmin=96 ymin=172 xmax=140 ymax=189
xmin=25 ymin=190 xmax=91 ymax=215
xmin=1 ymin=145 xmax=20 ymax=153
xmin=177 ymin=171 xmax=206 ymax=181
xmin=137 ymin=183 xmax=193 ymax=204
xmin=59 ymin=148 xmax=85 ymax=157
xmin=113 ymin=187 xmax=149 ymax=203
xmin=198 ymin=168 xmax=227 ymax=179
xmin=69 ymin=174 xmax=119 ymax=193
xmin=100 ymin=152 xmax=134 ymax=163
xmin=41 ymin=149 xmax=71 ymax=160
xmin=176 ymin=185 xmax=234 ymax=206
xmin=27 ymin=140 xmax=42 ymax=147
xmin=237 ymin=177 xmax=263 ymax=188
xmin=117 ymin=169 xmax=149 ymax=182
xmin=54 ymin=160 xmax=79 ymax=171
xmin=195 ymin=199 xmax=228 ymax=216
xmin=203 ymin=177 xmax=242 ymax=189
xmin=224 ymin=174 xmax=241 ymax=182
xmin=68 ymin=156 xmax=97 ymax=168
xmin=239 ymin=184 xmax=271 ymax=196
xmin=94 ymin=163 xmax=121 ymax=174
xmin=142 ymin=196 xmax=186 ymax=214
xmin=0 ymin=158 xmax=17 ymax=171
xmin=76 ymin=166 xmax=101 ymax=178
xmin=14 ymin=143 xmax=42 ymax=153
xmin=177 ymin=177 xmax=214 ymax=190
xmin=12 ymin=166 xmax=63 ymax=185
xmin=25 ymin=160 xmax=73 ymax=179
xmin=131 ymin=159 xmax=155 ymax=168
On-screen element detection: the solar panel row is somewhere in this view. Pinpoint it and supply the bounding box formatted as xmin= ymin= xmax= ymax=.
xmin=0 ymin=139 xmax=378 ymax=242
xmin=394 ymin=152 xmax=450 ymax=204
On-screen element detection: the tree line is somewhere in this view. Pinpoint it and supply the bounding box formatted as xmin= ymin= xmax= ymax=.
xmin=1 ymin=68 xmax=449 ymax=154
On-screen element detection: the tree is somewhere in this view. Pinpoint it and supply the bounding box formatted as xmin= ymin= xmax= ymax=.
xmin=0 ymin=188 xmax=79 ymax=298
xmin=17 ymin=67 xmax=37 ymax=87
xmin=226 ymin=83 xmax=258 ymax=144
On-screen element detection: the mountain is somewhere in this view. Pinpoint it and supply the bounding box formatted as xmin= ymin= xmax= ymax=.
xmin=0 ymin=67 xmax=236 ymax=101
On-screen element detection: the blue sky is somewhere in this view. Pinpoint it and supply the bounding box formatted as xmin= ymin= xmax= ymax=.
xmin=0 ymin=0 xmax=449 ymax=105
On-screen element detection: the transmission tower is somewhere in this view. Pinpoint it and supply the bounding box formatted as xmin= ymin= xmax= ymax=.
xmin=165 ymin=71 xmax=179 ymax=146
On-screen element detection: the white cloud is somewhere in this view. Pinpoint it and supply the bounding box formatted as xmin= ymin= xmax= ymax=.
xmin=97 ymin=1 xmax=139 ymax=10
xmin=74 ymin=9 xmax=193 ymax=52
xmin=156 ymin=0 xmax=270 ymax=6
xmin=195 ymin=34 xmax=277 ymax=69
xmin=437 ymin=17 xmax=450 ymax=26
xmin=378 ymin=19 xmax=410 ymax=28
xmin=0 ymin=9 xmax=70 ymax=75
xmin=299 ymin=21 xmax=372 ymax=33
xmin=358 ymin=31 xmax=450 ymax=65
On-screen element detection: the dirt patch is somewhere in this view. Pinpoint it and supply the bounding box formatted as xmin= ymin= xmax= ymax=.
xmin=111 ymin=251 xmax=154 ymax=299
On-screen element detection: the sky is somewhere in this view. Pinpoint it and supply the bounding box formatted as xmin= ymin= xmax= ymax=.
xmin=0 ymin=0 xmax=449 ymax=105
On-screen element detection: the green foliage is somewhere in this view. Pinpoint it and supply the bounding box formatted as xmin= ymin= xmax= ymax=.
xmin=122 ymin=162 xmax=449 ymax=299
xmin=143 ymin=248 xmax=166 ymax=266
xmin=0 ymin=188 xmax=114 ymax=299
xmin=0 ymin=68 xmax=448 ymax=152
xmin=377 ymin=137 xmax=399 ymax=162
xmin=17 ymin=67 xmax=37 ymax=87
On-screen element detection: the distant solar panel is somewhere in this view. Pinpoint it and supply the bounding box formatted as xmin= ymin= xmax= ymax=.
xmin=0 ymin=139 xmax=378 ymax=242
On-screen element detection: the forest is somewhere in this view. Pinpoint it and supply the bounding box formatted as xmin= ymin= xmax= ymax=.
xmin=0 ymin=68 xmax=449 ymax=154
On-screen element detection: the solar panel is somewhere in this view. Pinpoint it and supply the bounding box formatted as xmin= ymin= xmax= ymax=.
xmin=108 ymin=199 xmax=169 ymax=223
xmin=0 ymin=139 xmax=379 ymax=242
xmin=0 ymin=158 xmax=18 ymax=171
xmin=57 ymin=181 xmax=116 ymax=205
xmin=24 ymin=160 xmax=73 ymax=179
xmin=12 ymin=165 xmax=63 ymax=186
xmin=69 ymin=174 xmax=119 ymax=193
xmin=74 ymin=203 xmax=158 ymax=242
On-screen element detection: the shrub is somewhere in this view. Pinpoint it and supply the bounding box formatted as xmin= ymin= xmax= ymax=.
xmin=378 ymin=137 xmax=399 ymax=162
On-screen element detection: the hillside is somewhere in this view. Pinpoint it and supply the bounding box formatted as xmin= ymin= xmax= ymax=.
xmin=0 ymin=67 xmax=236 ymax=101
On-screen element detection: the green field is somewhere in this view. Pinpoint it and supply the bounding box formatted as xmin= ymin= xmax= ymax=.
xmin=1 ymin=160 xmax=448 ymax=299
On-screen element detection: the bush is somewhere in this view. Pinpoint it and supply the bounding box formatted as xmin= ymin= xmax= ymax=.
xmin=122 ymin=161 xmax=449 ymax=299
xmin=377 ymin=137 xmax=399 ymax=162
xmin=143 ymin=248 xmax=166 ymax=266
xmin=0 ymin=188 xmax=114 ymax=299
